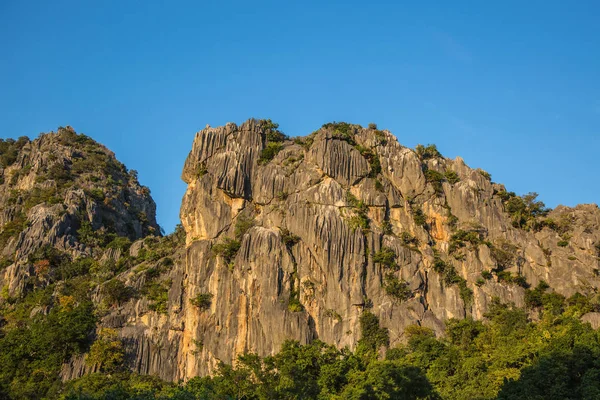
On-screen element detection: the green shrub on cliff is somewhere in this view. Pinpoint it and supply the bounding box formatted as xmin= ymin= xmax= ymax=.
xmin=86 ymin=328 xmax=125 ymax=374
xmin=258 ymin=141 xmax=283 ymax=164
xmin=415 ymin=143 xmax=441 ymax=159
xmin=0 ymin=136 xmax=29 ymax=168
xmin=211 ymin=238 xmax=241 ymax=265
xmin=495 ymin=191 xmax=549 ymax=230
xmin=190 ymin=292 xmax=213 ymax=310
xmin=258 ymin=119 xmax=287 ymax=165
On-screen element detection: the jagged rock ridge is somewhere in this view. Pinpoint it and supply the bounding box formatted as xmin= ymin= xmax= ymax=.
xmin=0 ymin=127 xmax=159 ymax=297
xmin=171 ymin=119 xmax=600 ymax=379
xmin=1 ymin=120 xmax=599 ymax=384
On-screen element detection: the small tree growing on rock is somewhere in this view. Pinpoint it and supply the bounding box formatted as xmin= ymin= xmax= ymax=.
xmin=190 ymin=292 xmax=213 ymax=311
xmin=86 ymin=328 xmax=125 ymax=373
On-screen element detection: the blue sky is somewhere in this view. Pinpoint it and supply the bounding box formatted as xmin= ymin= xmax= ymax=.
xmin=1 ymin=1 xmax=599 ymax=232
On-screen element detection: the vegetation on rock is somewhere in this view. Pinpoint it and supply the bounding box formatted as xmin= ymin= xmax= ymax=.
xmin=190 ymin=292 xmax=213 ymax=311
xmin=2 ymin=120 xmax=600 ymax=400
xmin=211 ymin=238 xmax=241 ymax=266
xmin=415 ymin=143 xmax=442 ymax=160
xmin=495 ymin=190 xmax=549 ymax=230
xmin=258 ymin=119 xmax=287 ymax=164
xmin=345 ymin=191 xmax=370 ymax=232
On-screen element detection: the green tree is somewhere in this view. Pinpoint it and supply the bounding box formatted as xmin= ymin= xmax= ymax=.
xmin=339 ymin=361 xmax=437 ymax=400
xmin=86 ymin=328 xmax=125 ymax=373
xmin=357 ymin=311 xmax=390 ymax=356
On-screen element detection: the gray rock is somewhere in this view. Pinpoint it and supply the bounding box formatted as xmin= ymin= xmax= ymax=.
xmin=582 ymin=312 xmax=600 ymax=329
xmin=8 ymin=120 xmax=600 ymax=384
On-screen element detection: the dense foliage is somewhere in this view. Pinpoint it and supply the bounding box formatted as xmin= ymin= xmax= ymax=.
xmin=1 ymin=293 xmax=584 ymax=400
xmin=0 ymin=291 xmax=96 ymax=399
xmin=0 ymin=223 xmax=186 ymax=400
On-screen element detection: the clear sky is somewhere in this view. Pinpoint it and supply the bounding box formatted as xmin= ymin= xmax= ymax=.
xmin=1 ymin=1 xmax=599 ymax=232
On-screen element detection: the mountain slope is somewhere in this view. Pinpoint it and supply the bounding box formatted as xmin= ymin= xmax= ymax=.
xmin=0 ymin=127 xmax=160 ymax=295
xmin=1 ymin=120 xmax=599 ymax=398
xmin=0 ymin=127 xmax=161 ymax=398
xmin=170 ymin=119 xmax=600 ymax=378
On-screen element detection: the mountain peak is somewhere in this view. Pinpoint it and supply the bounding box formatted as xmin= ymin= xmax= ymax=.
xmin=1 ymin=121 xmax=598 ymax=397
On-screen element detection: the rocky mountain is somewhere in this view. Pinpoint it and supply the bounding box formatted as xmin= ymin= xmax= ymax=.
xmin=0 ymin=127 xmax=159 ymax=295
xmin=1 ymin=120 xmax=599 ymax=395
xmin=172 ymin=119 xmax=600 ymax=379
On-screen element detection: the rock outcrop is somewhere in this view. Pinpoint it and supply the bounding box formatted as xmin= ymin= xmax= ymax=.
xmin=0 ymin=127 xmax=159 ymax=296
xmin=2 ymin=120 xmax=599 ymax=383
xmin=170 ymin=120 xmax=600 ymax=378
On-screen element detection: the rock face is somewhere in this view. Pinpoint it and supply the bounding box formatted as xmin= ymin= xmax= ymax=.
xmin=3 ymin=120 xmax=600 ymax=383
xmin=0 ymin=127 xmax=159 ymax=296
xmin=87 ymin=119 xmax=599 ymax=381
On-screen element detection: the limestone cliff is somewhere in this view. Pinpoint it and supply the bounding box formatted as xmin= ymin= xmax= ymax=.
xmin=169 ymin=119 xmax=600 ymax=379
xmin=0 ymin=127 xmax=159 ymax=297
xmin=2 ymin=120 xmax=599 ymax=384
